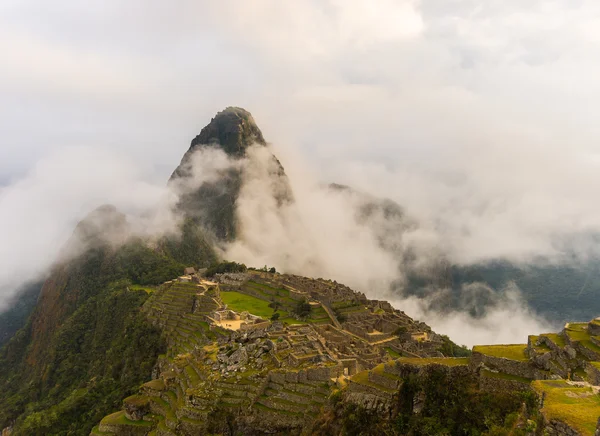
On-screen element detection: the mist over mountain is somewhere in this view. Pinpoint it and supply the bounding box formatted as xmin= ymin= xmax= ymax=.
xmin=3 ymin=106 xmax=598 ymax=348
xmin=3 ymin=104 xmax=600 ymax=434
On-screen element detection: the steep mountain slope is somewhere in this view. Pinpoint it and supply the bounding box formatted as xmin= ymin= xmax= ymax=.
xmin=169 ymin=107 xmax=292 ymax=243
xmin=0 ymin=281 xmax=43 ymax=347
xmin=0 ymin=206 xmax=206 ymax=435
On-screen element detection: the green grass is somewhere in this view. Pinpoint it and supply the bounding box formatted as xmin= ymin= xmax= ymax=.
xmin=567 ymin=322 xmax=588 ymax=332
xmin=150 ymin=397 xmax=177 ymax=422
xmin=564 ymin=325 xmax=600 ymax=355
xmin=533 ymin=380 xmax=600 ymax=435
xmin=123 ymin=395 xmax=150 ymax=407
xmin=221 ymin=291 xmax=276 ymax=318
xmin=397 ymin=357 xmax=470 ymax=367
xmin=473 ymin=344 xmax=528 ymax=361
xmin=385 ymin=347 xmax=401 ymax=358
xmin=143 ymin=379 xmax=165 ymax=391
xmin=184 ymin=365 xmax=201 ymax=385
xmin=100 ymin=411 xmax=154 ymax=427
xmin=220 ymin=290 xmax=321 ymax=325
xmin=542 ymin=333 xmax=566 ymax=347
xmin=129 ymin=284 xmax=156 ymax=294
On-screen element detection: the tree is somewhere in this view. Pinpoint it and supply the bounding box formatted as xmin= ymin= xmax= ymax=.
xmin=268 ymin=301 xmax=282 ymax=311
xmin=269 ymin=267 xmax=276 ymax=274
xmin=270 ymin=312 xmax=280 ymax=321
xmin=293 ymin=300 xmax=311 ymax=319
xmin=205 ymin=261 xmax=247 ymax=277
xmin=394 ymin=326 xmax=408 ymax=338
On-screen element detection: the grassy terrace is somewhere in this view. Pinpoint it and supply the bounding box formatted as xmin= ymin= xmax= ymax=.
xmin=221 ymin=291 xmax=281 ymax=318
xmin=396 ymin=357 xmax=470 ymax=367
xmin=129 ymin=284 xmax=156 ymax=294
xmin=385 ymin=347 xmax=401 ymax=358
xmin=351 ymin=370 xmax=397 ymax=393
xmin=533 ymin=380 xmax=600 ymax=436
xmin=221 ymin=290 xmax=330 ymax=325
xmin=565 ymin=324 xmax=600 ymax=355
xmin=472 ymin=344 xmax=529 ymax=361
xmin=542 ymin=333 xmax=566 ymax=347
xmin=245 ymin=281 xmax=294 ymax=300
xmin=143 ymin=379 xmax=165 ymax=391
xmin=100 ymin=411 xmax=154 ymax=427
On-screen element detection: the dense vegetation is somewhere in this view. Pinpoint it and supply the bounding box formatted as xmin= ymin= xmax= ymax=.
xmin=0 ymin=237 xmax=192 ymax=435
xmin=158 ymin=218 xmax=218 ymax=267
xmin=437 ymin=334 xmax=472 ymax=358
xmin=313 ymin=367 xmax=536 ymax=436
xmin=205 ymin=260 xmax=247 ymax=277
xmin=0 ymin=281 xmax=43 ymax=347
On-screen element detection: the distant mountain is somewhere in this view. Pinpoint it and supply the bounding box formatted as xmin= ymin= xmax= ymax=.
xmin=326 ymin=183 xmax=600 ymax=325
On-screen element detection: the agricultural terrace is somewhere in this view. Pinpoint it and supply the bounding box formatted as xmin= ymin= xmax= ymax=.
xmin=533 ymin=380 xmax=600 ymax=436
xmin=472 ymin=344 xmax=529 ymax=361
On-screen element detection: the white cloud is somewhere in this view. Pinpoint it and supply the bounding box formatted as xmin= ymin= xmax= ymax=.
xmin=0 ymin=147 xmax=178 ymax=310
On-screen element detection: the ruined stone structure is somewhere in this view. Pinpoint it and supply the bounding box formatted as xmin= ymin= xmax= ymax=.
xmin=91 ymin=270 xmax=600 ymax=436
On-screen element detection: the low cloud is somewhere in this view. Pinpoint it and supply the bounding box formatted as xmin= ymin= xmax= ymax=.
xmin=0 ymin=146 xmax=180 ymax=310
xmin=219 ymin=144 xmax=553 ymax=346
xmin=0 ymin=139 xmax=566 ymax=346
xmin=391 ymin=288 xmax=553 ymax=347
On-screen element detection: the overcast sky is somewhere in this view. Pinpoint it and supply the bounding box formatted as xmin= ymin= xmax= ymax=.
xmin=3 ymin=1 xmax=600 ymax=311
xmin=2 ymin=0 xmax=600 ymax=180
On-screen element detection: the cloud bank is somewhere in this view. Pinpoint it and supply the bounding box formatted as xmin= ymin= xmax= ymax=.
xmin=0 ymin=147 xmax=179 ymax=310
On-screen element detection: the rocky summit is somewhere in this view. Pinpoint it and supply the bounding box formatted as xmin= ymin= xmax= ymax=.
xmin=2 ymin=108 xmax=600 ymax=436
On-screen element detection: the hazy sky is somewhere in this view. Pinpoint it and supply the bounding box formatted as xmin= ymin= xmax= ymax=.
xmin=3 ymin=1 xmax=600 ymax=316
xmin=3 ymin=0 xmax=600 ymax=179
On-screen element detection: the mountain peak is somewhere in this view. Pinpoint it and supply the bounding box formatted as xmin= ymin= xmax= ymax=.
xmin=189 ymin=106 xmax=266 ymax=157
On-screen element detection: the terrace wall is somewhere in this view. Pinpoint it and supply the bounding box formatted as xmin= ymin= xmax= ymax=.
xmin=470 ymin=352 xmax=547 ymax=380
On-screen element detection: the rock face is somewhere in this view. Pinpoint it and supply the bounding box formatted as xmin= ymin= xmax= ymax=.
xmin=169 ymin=107 xmax=292 ymax=242
xmin=175 ymin=107 xmax=266 ymax=163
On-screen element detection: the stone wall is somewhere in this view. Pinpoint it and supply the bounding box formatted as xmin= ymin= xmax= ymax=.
xmin=543 ymin=419 xmax=583 ymax=436
xmin=573 ymin=341 xmax=600 ymax=361
xmin=368 ymin=371 xmax=401 ymax=391
xmin=239 ymin=321 xmax=271 ymax=332
xmin=588 ymin=320 xmax=600 ymax=336
xmin=478 ymin=372 xmax=533 ymax=393
xmin=269 ymin=365 xmax=341 ymax=384
xmin=585 ymin=363 xmax=600 ymax=386
xmin=470 ymin=352 xmax=546 ymax=380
